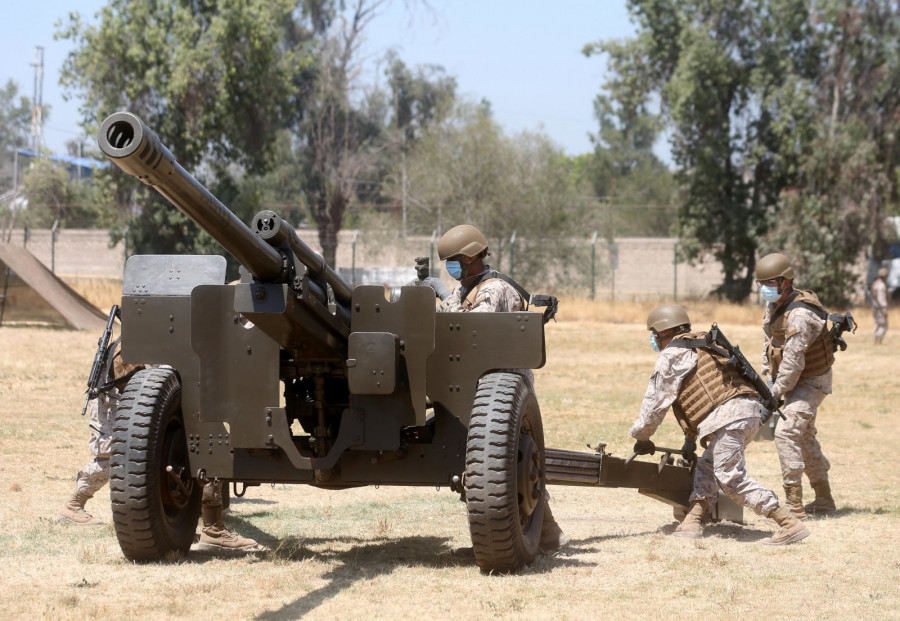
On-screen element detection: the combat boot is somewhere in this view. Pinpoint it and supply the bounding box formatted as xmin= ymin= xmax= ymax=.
xmin=198 ymin=505 xmax=258 ymax=552
xmin=783 ymin=484 xmax=807 ymax=520
xmin=671 ymin=501 xmax=705 ymax=539
xmin=539 ymin=504 xmax=569 ymax=552
xmin=804 ymin=480 xmax=837 ymax=515
xmin=760 ymin=505 xmax=810 ymax=546
xmin=58 ymin=490 xmax=104 ymax=525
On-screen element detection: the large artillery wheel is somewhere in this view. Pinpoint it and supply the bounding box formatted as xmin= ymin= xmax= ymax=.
xmin=464 ymin=372 xmax=545 ymax=573
xmin=110 ymin=368 xmax=201 ymax=561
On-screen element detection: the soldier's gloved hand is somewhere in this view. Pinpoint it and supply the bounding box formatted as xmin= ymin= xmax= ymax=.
xmin=681 ymin=436 xmax=697 ymax=462
xmin=633 ymin=439 xmax=656 ymax=456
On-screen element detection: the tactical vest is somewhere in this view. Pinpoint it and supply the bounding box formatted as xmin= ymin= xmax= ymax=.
xmin=669 ymin=332 xmax=759 ymax=434
xmin=765 ymin=290 xmax=834 ymax=379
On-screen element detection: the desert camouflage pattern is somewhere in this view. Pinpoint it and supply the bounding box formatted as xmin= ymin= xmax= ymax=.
xmin=630 ymin=347 xmax=755 ymax=442
xmin=75 ymin=390 xmax=118 ymax=496
xmin=439 ymin=274 xmax=524 ymax=313
xmin=631 ymin=347 xmax=779 ymax=516
xmin=761 ymin=299 xmax=833 ymax=486
xmin=761 ymin=304 xmax=832 ymax=399
xmin=691 ymin=413 xmax=779 ymax=516
xmin=202 ymin=479 xmax=225 ymax=508
xmin=774 ymin=375 xmax=832 ymax=485
xmin=871 ymin=278 xmax=888 ymax=341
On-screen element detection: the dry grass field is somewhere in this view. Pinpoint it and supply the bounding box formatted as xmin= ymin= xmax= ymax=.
xmin=1 ymin=297 xmax=898 ymax=620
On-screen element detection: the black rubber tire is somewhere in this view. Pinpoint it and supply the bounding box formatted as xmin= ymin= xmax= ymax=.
xmin=110 ymin=368 xmax=201 ymax=561
xmin=464 ymin=372 xmax=546 ymax=573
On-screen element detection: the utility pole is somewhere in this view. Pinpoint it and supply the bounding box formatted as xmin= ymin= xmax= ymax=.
xmin=31 ymin=46 xmax=44 ymax=153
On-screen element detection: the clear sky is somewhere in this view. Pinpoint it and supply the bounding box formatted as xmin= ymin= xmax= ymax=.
xmin=1 ymin=0 xmax=639 ymax=157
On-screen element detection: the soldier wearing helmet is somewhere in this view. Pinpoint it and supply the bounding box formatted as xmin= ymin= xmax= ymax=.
xmin=629 ymin=304 xmax=808 ymax=545
xmin=756 ymin=252 xmax=836 ymax=517
xmin=871 ymin=266 xmax=889 ymax=345
xmin=432 ymin=224 xmax=567 ymax=552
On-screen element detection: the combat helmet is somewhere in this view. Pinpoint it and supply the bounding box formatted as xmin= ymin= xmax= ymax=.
xmin=646 ymin=304 xmax=691 ymax=333
xmin=755 ymin=253 xmax=795 ymax=281
xmin=437 ymin=225 xmax=488 ymax=260
xmin=878 ymin=266 xmax=889 ymax=278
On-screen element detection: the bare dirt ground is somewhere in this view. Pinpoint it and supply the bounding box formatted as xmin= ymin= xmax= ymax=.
xmin=1 ymin=300 xmax=898 ymax=620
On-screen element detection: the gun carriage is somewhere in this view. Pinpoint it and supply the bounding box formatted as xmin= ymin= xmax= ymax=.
xmin=99 ymin=111 xmax=709 ymax=573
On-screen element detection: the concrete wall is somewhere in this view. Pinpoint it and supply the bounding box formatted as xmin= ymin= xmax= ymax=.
xmin=6 ymin=228 xmax=723 ymax=300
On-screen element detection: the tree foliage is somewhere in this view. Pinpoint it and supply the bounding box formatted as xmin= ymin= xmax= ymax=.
xmin=57 ymin=0 xmax=315 ymax=264
xmin=400 ymin=101 xmax=592 ymax=288
xmin=588 ymin=1 xmax=900 ymax=304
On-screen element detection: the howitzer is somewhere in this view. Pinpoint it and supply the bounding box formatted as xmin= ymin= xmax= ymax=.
xmin=98 ymin=111 xmax=700 ymax=573
xmin=82 ymin=305 xmax=119 ymax=415
xmin=706 ymin=323 xmax=785 ymax=424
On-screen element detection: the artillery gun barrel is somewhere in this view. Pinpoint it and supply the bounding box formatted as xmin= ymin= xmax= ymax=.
xmin=98 ymin=112 xmax=285 ymax=281
xmin=252 ymin=211 xmax=352 ymax=307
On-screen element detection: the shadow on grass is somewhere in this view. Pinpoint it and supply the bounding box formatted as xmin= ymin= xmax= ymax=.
xmin=250 ymin=535 xmax=470 ymax=620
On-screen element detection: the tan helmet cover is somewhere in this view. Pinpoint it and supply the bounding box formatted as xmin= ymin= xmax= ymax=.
xmin=646 ymin=304 xmax=691 ymax=333
xmin=877 ymin=266 xmax=890 ymax=278
xmin=755 ymin=253 xmax=795 ymax=280
xmin=437 ymin=225 xmax=488 ymax=260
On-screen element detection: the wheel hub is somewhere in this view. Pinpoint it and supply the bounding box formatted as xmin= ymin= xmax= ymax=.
xmin=516 ymin=430 xmax=541 ymax=520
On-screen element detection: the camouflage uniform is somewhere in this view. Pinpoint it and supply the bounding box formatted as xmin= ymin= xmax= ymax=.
xmin=439 ymin=272 xmax=523 ymax=312
xmin=762 ymin=305 xmax=832 ymax=487
xmin=70 ymin=391 xmax=117 ymax=502
xmin=871 ymin=277 xmax=888 ymax=343
xmin=630 ymin=346 xmax=780 ymax=516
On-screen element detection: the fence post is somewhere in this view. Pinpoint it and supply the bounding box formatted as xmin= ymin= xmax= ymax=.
xmin=509 ymin=230 xmax=517 ymax=280
xmin=429 ymin=230 xmax=437 ymax=277
xmin=590 ymin=231 xmax=598 ymax=299
xmin=609 ymin=240 xmax=618 ymax=304
xmin=50 ymin=219 xmax=59 ymax=274
xmin=673 ymin=241 xmax=679 ymax=301
xmin=351 ymin=230 xmax=360 ymax=286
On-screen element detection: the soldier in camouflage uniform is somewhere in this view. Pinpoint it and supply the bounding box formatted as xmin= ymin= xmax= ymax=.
xmin=433 ymin=224 xmax=566 ymax=551
xmin=756 ymin=253 xmax=836 ymax=518
xmin=630 ymin=305 xmax=809 ymax=545
xmin=59 ymin=341 xmax=141 ymax=525
xmin=871 ymin=266 xmax=889 ymax=345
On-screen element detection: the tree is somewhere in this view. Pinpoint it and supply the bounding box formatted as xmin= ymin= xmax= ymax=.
xmin=585 ymin=0 xmax=820 ymax=301
xmin=401 ymin=101 xmax=591 ymax=288
xmin=0 ymin=80 xmax=33 ymax=193
xmin=18 ymin=157 xmax=113 ymax=229
xmin=57 ymin=0 xmax=315 ymax=263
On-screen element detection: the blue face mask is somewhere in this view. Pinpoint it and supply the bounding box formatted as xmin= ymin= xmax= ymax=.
xmin=650 ymin=333 xmax=661 ymax=352
xmin=446 ymin=260 xmax=464 ymax=280
xmin=760 ymin=285 xmax=781 ymax=303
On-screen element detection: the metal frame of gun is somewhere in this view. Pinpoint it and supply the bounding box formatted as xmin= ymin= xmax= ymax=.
xmin=625 ymin=446 xmax=692 ymax=474
xmin=707 ymin=323 xmax=786 ymax=425
xmin=82 ymin=305 xmax=120 ymax=415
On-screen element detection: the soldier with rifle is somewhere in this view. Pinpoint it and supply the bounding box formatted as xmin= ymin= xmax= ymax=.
xmin=59 ymin=306 xmax=142 ymax=525
xmin=629 ymin=304 xmax=809 ymax=545
xmin=756 ymin=253 xmax=846 ymax=517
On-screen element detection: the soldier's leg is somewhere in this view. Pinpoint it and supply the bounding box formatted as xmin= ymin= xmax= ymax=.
xmin=59 ymin=396 xmax=114 ymax=524
xmin=671 ymin=443 xmax=717 ymax=538
xmin=198 ymin=479 xmax=258 ymax=552
xmin=800 ymin=404 xmax=836 ymax=515
xmin=774 ymin=391 xmax=814 ymax=518
xmin=711 ymin=419 xmax=779 ymax=517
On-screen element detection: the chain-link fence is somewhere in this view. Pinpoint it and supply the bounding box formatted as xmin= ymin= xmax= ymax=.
xmin=5 ymin=227 xmax=725 ymax=300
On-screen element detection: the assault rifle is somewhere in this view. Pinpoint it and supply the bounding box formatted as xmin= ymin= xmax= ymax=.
xmin=81 ymin=305 xmax=119 ymax=416
xmin=705 ymin=323 xmax=785 ymax=425
xmin=827 ymin=311 xmax=857 ymax=352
